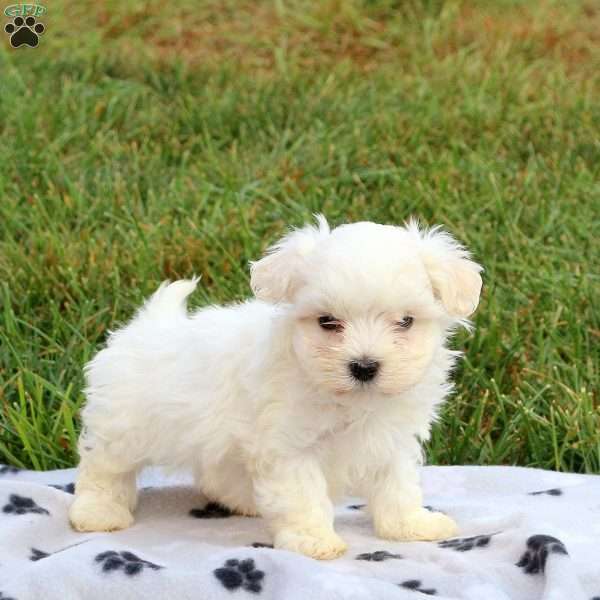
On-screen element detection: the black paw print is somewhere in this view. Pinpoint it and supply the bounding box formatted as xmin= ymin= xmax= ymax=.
xmin=30 ymin=548 xmax=50 ymax=561
xmin=400 ymin=579 xmax=437 ymax=595
xmin=190 ymin=501 xmax=233 ymax=518
xmin=95 ymin=551 xmax=163 ymax=576
xmin=438 ymin=534 xmax=493 ymax=552
xmin=4 ymin=16 xmax=45 ymax=48
xmin=0 ymin=465 xmax=20 ymax=475
xmin=49 ymin=483 xmax=75 ymax=494
xmin=2 ymin=494 xmax=49 ymax=516
xmin=356 ymin=550 xmax=403 ymax=561
xmin=528 ymin=488 xmax=562 ymax=497
xmin=516 ymin=534 xmax=568 ymax=575
xmin=214 ymin=558 xmax=265 ymax=594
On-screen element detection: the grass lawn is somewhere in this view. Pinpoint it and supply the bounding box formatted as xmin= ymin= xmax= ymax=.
xmin=0 ymin=0 xmax=598 ymax=473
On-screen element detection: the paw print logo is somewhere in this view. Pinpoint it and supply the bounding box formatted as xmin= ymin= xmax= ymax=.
xmin=2 ymin=494 xmax=49 ymax=516
xmin=49 ymin=482 xmax=75 ymax=494
xmin=356 ymin=550 xmax=403 ymax=561
xmin=214 ymin=558 xmax=265 ymax=593
xmin=516 ymin=534 xmax=568 ymax=575
xmin=95 ymin=551 xmax=163 ymax=576
xmin=4 ymin=15 xmax=45 ymax=48
xmin=0 ymin=465 xmax=20 ymax=475
xmin=189 ymin=501 xmax=233 ymax=518
xmin=399 ymin=579 xmax=436 ymax=596
xmin=30 ymin=548 xmax=50 ymax=561
xmin=528 ymin=488 xmax=562 ymax=497
xmin=439 ymin=533 xmax=495 ymax=552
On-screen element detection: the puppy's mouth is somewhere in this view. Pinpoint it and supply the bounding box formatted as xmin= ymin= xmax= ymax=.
xmin=332 ymin=374 xmax=418 ymax=398
xmin=320 ymin=360 xmax=404 ymax=397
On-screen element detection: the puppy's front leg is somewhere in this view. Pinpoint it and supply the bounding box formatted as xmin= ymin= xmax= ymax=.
xmin=253 ymin=455 xmax=347 ymax=560
xmin=368 ymin=455 xmax=457 ymax=542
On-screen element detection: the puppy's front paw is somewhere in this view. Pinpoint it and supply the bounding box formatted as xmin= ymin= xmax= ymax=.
xmin=69 ymin=493 xmax=134 ymax=532
xmin=274 ymin=527 xmax=347 ymax=560
xmin=376 ymin=508 xmax=457 ymax=542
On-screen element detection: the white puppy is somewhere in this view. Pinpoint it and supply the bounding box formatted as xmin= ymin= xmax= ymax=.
xmin=69 ymin=217 xmax=482 ymax=560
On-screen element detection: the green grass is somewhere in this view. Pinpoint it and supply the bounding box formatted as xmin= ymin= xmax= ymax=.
xmin=0 ymin=0 xmax=598 ymax=472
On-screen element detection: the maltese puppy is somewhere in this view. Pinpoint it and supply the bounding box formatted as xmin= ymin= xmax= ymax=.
xmin=69 ymin=216 xmax=482 ymax=560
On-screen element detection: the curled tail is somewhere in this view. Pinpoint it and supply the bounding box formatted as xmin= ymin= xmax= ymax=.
xmin=140 ymin=277 xmax=200 ymax=321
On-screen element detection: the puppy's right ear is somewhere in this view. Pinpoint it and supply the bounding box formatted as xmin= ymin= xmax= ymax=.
xmin=250 ymin=215 xmax=330 ymax=303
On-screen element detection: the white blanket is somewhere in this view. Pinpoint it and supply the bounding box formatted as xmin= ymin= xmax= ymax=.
xmin=1 ymin=464 xmax=599 ymax=600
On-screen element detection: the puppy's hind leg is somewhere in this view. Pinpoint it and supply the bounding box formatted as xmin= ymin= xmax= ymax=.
xmin=69 ymin=444 xmax=138 ymax=533
xmin=195 ymin=460 xmax=260 ymax=518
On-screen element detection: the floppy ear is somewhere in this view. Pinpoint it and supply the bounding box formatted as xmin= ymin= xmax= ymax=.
xmin=250 ymin=215 xmax=330 ymax=303
xmin=410 ymin=221 xmax=483 ymax=318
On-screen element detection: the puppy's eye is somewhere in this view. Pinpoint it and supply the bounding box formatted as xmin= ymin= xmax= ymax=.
xmin=318 ymin=315 xmax=343 ymax=332
xmin=396 ymin=316 xmax=414 ymax=329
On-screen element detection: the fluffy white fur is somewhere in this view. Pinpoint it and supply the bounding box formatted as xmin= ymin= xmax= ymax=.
xmin=69 ymin=217 xmax=483 ymax=560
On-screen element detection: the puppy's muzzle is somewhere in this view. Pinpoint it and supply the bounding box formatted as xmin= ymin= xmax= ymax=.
xmin=349 ymin=359 xmax=380 ymax=382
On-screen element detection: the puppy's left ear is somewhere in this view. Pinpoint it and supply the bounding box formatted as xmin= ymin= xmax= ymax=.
xmin=412 ymin=222 xmax=483 ymax=318
xmin=250 ymin=215 xmax=330 ymax=303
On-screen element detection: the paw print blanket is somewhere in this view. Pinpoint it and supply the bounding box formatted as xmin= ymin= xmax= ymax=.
xmin=1 ymin=465 xmax=599 ymax=600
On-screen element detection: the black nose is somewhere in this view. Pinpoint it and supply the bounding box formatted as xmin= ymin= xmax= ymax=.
xmin=349 ymin=359 xmax=380 ymax=382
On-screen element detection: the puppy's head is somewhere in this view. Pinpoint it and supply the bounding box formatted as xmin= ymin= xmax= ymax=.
xmin=251 ymin=216 xmax=482 ymax=397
